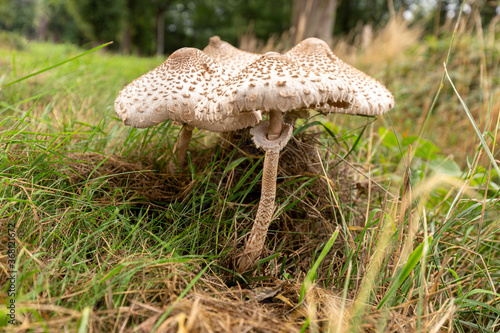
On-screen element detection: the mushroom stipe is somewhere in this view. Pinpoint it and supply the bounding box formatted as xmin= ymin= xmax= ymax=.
xmin=170 ymin=124 xmax=194 ymax=171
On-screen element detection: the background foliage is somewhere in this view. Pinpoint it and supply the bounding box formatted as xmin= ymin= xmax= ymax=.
xmin=1 ymin=0 xmax=498 ymax=55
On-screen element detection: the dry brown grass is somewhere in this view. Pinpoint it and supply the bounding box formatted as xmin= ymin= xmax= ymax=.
xmin=1 ymin=261 xmax=351 ymax=332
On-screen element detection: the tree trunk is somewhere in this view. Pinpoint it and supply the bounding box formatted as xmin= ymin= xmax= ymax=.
xmin=36 ymin=14 xmax=49 ymax=41
xmin=121 ymin=24 xmax=132 ymax=54
xmin=291 ymin=0 xmax=338 ymax=46
xmin=156 ymin=11 xmax=166 ymax=56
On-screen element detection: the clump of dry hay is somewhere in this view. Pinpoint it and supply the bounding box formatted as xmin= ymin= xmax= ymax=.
xmin=9 ymin=259 xmax=450 ymax=333
xmin=62 ymin=128 xmax=381 ymax=276
xmin=9 ymin=256 xmax=355 ymax=332
xmin=46 ymin=129 xmax=396 ymax=332
xmin=0 ymin=128 xmax=425 ymax=332
xmin=63 ymin=129 xmax=369 ymax=210
xmin=64 ymin=152 xmax=193 ymax=204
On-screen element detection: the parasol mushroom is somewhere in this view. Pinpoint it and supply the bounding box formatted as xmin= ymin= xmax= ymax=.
xmin=285 ymin=37 xmax=394 ymax=116
xmin=114 ymin=47 xmax=261 ymax=171
xmin=196 ymin=52 xmax=355 ymax=272
xmin=203 ymin=36 xmax=260 ymax=78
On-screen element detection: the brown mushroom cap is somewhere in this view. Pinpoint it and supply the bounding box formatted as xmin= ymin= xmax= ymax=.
xmin=203 ymin=36 xmax=260 ymax=78
xmin=196 ymin=52 xmax=355 ymax=124
xmin=285 ymin=38 xmax=394 ymax=115
xmin=114 ymin=47 xmax=261 ymax=132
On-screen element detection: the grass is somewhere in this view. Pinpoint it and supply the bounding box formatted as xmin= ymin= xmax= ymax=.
xmin=1 ymin=10 xmax=499 ymax=333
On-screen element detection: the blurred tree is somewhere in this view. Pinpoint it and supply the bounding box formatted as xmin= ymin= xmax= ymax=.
xmin=335 ymin=0 xmax=392 ymax=36
xmin=0 ymin=0 xmax=38 ymax=37
xmin=65 ymin=0 xmax=126 ymax=47
xmin=35 ymin=0 xmax=50 ymax=40
xmin=46 ymin=1 xmax=82 ymax=43
xmin=235 ymin=0 xmax=292 ymax=41
xmin=34 ymin=0 xmax=71 ymax=41
xmin=121 ymin=0 xmax=160 ymax=54
xmin=290 ymin=0 xmax=337 ymax=45
xmin=163 ymin=0 xmax=291 ymax=52
xmin=0 ymin=0 xmax=83 ymax=44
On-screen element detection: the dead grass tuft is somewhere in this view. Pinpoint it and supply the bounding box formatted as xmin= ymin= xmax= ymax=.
xmin=332 ymin=16 xmax=423 ymax=66
xmin=64 ymin=152 xmax=193 ymax=204
xmin=62 ymin=129 xmax=372 ymax=211
xmin=57 ymin=129 xmax=385 ymax=286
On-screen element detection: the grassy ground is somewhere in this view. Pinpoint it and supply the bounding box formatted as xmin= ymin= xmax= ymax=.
xmin=1 ymin=13 xmax=499 ymax=333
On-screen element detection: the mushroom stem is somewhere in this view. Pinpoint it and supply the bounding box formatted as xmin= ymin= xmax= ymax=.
xmin=267 ymin=109 xmax=283 ymax=140
xmin=238 ymin=148 xmax=279 ymax=272
xmin=170 ymin=124 xmax=194 ymax=171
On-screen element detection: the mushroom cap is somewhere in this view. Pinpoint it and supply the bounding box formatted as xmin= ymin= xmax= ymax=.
xmin=196 ymin=52 xmax=355 ymax=123
xmin=114 ymin=47 xmax=261 ymax=132
xmin=285 ymin=38 xmax=394 ymax=116
xmin=203 ymin=36 xmax=260 ymax=78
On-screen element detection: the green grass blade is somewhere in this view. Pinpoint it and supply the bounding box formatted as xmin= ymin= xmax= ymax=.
xmin=458 ymin=299 xmax=500 ymax=317
xmin=99 ymin=262 xmax=134 ymax=284
xmin=257 ymin=252 xmax=281 ymax=266
xmin=77 ymin=307 xmax=91 ymax=333
xmin=443 ymin=65 xmax=500 ymax=176
xmin=2 ymin=42 xmax=113 ymax=87
xmin=294 ymin=120 xmax=329 ymax=136
xmin=299 ymin=315 xmax=311 ymax=333
xmin=463 ymin=289 xmax=499 ymax=299
xmin=224 ymin=156 xmax=251 ymax=173
xmin=299 ymin=228 xmax=339 ymax=303
xmin=377 ymin=236 xmax=432 ymax=309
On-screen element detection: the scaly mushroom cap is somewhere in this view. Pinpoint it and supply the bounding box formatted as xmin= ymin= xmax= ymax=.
xmin=203 ymin=36 xmax=260 ymax=78
xmin=196 ymin=52 xmax=355 ymax=123
xmin=285 ymin=38 xmax=394 ymax=115
xmin=114 ymin=47 xmax=261 ymax=132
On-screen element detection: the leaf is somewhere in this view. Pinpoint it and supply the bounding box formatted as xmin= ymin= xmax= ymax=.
xmin=401 ymin=136 xmax=439 ymax=160
xmin=414 ymin=140 xmax=439 ymax=160
xmin=428 ymin=157 xmax=462 ymax=177
xmin=379 ymin=127 xmax=399 ymax=148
